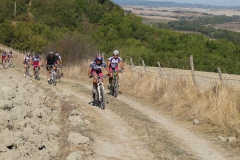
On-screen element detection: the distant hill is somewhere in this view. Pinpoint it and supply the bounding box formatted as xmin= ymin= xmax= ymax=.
xmin=112 ymin=0 xmax=240 ymax=10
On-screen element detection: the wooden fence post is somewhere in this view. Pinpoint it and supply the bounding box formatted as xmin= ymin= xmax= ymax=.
xmin=142 ymin=60 xmax=146 ymax=73
xmin=102 ymin=53 xmax=104 ymax=61
xmin=157 ymin=62 xmax=163 ymax=76
xmin=190 ymin=55 xmax=196 ymax=85
xmin=218 ymin=67 xmax=223 ymax=85
xmin=130 ymin=57 xmax=133 ymax=71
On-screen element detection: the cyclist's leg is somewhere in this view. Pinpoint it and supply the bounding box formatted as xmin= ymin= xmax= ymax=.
xmin=46 ymin=65 xmax=50 ymax=80
xmin=2 ymin=58 xmax=6 ymax=66
xmin=33 ymin=65 xmax=36 ymax=76
xmin=7 ymin=58 xmax=10 ymax=66
xmin=92 ymin=72 xmax=98 ymax=88
xmin=24 ymin=63 xmax=27 ymax=76
xmin=116 ymin=66 xmax=120 ymax=86
xmin=108 ymin=68 xmax=113 ymax=89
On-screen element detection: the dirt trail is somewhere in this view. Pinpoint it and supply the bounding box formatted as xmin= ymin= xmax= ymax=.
xmin=117 ymin=95 xmax=228 ymax=160
xmin=52 ymin=81 xmax=154 ymax=160
xmin=51 ymin=75 xmax=238 ymax=160
xmin=0 ymin=45 xmax=238 ymax=159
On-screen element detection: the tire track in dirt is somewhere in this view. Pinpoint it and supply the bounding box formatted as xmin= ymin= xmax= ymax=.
xmin=116 ymin=95 xmax=231 ymax=160
xmin=54 ymin=81 xmax=155 ymax=160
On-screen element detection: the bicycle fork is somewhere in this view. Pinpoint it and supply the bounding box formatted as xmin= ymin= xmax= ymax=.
xmin=98 ymin=84 xmax=103 ymax=100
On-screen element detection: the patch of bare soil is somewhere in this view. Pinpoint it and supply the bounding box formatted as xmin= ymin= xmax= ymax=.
xmin=213 ymin=23 xmax=240 ymax=32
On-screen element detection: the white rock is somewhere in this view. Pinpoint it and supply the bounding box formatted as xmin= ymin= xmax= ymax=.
xmin=66 ymin=152 xmax=82 ymax=160
xmin=68 ymin=132 xmax=90 ymax=145
xmin=227 ymin=137 xmax=236 ymax=143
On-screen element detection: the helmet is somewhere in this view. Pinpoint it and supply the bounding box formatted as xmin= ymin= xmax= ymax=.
xmin=95 ymin=54 xmax=103 ymax=61
xmin=27 ymin=53 xmax=30 ymax=56
xmin=49 ymin=51 xmax=53 ymax=55
xmin=113 ymin=50 xmax=119 ymax=56
xmin=56 ymin=53 xmax=59 ymax=56
xmin=35 ymin=53 xmax=39 ymax=57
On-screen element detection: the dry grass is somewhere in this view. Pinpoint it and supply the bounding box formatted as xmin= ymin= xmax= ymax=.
xmin=61 ymin=61 xmax=240 ymax=149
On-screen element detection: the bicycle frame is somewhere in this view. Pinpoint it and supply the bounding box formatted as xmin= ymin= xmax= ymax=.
xmin=7 ymin=58 xmax=12 ymax=67
xmin=25 ymin=63 xmax=30 ymax=77
xmin=34 ymin=65 xmax=40 ymax=80
xmin=110 ymin=70 xmax=119 ymax=97
xmin=48 ymin=65 xmax=56 ymax=86
xmin=56 ymin=65 xmax=62 ymax=80
xmin=2 ymin=59 xmax=7 ymax=69
xmin=92 ymin=75 xmax=106 ymax=109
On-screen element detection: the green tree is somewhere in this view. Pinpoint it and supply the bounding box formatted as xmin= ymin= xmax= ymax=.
xmin=0 ymin=21 xmax=15 ymax=46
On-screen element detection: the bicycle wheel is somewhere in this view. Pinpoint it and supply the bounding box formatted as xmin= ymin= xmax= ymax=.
xmin=99 ymin=85 xmax=105 ymax=109
xmin=113 ymin=77 xmax=118 ymax=97
xmin=35 ymin=68 xmax=39 ymax=80
xmin=57 ymin=68 xmax=61 ymax=80
xmin=110 ymin=78 xmax=115 ymax=96
xmin=52 ymin=70 xmax=56 ymax=86
xmin=93 ymin=91 xmax=98 ymax=106
xmin=26 ymin=67 xmax=30 ymax=77
xmin=2 ymin=61 xmax=5 ymax=69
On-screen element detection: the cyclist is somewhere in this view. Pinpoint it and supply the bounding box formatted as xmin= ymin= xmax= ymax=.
xmin=6 ymin=50 xmax=13 ymax=67
xmin=55 ymin=53 xmax=62 ymax=65
xmin=1 ymin=50 xmax=8 ymax=68
xmin=55 ymin=52 xmax=62 ymax=79
xmin=32 ymin=53 xmax=41 ymax=78
xmin=88 ymin=54 xmax=109 ymax=93
xmin=23 ymin=53 xmax=32 ymax=77
xmin=45 ymin=51 xmax=58 ymax=82
xmin=107 ymin=50 xmax=124 ymax=89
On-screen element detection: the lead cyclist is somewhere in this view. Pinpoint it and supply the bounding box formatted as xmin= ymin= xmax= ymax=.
xmin=107 ymin=50 xmax=124 ymax=89
xmin=88 ymin=54 xmax=109 ymax=93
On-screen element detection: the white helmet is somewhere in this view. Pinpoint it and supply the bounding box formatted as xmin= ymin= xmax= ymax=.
xmin=113 ymin=50 xmax=119 ymax=56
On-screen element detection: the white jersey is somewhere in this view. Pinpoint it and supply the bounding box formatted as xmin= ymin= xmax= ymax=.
xmin=108 ymin=56 xmax=122 ymax=68
xmin=24 ymin=55 xmax=31 ymax=63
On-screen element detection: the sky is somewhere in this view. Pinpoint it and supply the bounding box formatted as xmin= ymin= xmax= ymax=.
xmin=146 ymin=0 xmax=240 ymax=6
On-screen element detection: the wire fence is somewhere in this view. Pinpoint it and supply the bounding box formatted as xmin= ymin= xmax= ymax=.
xmin=2 ymin=45 xmax=240 ymax=92
xmin=129 ymin=56 xmax=240 ymax=92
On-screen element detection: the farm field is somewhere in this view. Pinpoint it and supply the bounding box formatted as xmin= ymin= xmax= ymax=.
xmin=213 ymin=22 xmax=240 ymax=32
xmin=123 ymin=6 xmax=240 ymax=32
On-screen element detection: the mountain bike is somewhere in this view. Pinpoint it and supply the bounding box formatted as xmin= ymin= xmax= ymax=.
xmin=56 ymin=64 xmax=62 ymax=80
xmin=7 ymin=58 xmax=12 ymax=68
xmin=110 ymin=70 xmax=119 ymax=97
xmin=24 ymin=63 xmax=30 ymax=77
xmin=33 ymin=65 xmax=43 ymax=80
xmin=48 ymin=65 xmax=56 ymax=86
xmin=109 ymin=69 xmax=123 ymax=97
xmin=91 ymin=75 xmax=106 ymax=109
xmin=2 ymin=59 xmax=7 ymax=69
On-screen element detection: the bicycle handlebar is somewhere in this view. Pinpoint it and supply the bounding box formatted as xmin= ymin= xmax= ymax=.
xmin=90 ymin=75 xmax=108 ymax=79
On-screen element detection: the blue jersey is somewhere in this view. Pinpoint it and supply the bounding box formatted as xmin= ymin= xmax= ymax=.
xmin=32 ymin=56 xmax=41 ymax=62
